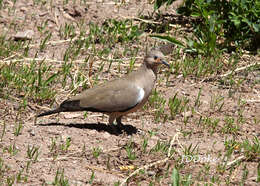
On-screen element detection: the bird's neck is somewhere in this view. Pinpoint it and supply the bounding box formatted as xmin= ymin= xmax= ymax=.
xmin=142 ymin=63 xmax=158 ymax=75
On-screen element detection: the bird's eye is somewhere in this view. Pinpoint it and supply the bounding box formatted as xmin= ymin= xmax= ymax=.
xmin=154 ymin=56 xmax=158 ymax=60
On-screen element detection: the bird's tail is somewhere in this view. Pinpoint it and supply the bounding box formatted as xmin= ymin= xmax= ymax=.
xmin=37 ymin=100 xmax=82 ymax=117
xmin=37 ymin=108 xmax=63 ymax=117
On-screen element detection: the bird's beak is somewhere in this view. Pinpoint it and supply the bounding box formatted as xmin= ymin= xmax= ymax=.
xmin=162 ymin=60 xmax=170 ymax=68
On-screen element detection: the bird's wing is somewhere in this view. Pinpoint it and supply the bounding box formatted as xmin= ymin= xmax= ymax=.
xmin=72 ymin=80 xmax=146 ymax=113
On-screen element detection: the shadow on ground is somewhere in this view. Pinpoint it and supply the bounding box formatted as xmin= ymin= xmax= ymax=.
xmin=37 ymin=122 xmax=138 ymax=136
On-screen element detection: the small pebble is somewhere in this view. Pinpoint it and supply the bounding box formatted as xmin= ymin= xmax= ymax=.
xmin=13 ymin=30 xmax=34 ymax=41
xmin=146 ymin=170 xmax=156 ymax=176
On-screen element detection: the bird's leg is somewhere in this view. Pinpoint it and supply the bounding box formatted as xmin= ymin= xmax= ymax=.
xmin=116 ymin=116 xmax=124 ymax=129
xmin=109 ymin=114 xmax=121 ymax=134
xmin=109 ymin=114 xmax=116 ymax=125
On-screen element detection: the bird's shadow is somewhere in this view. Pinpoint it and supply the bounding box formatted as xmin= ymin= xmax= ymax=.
xmin=37 ymin=122 xmax=137 ymax=136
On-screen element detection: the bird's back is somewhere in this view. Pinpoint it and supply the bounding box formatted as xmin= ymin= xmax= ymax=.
xmin=66 ymin=65 xmax=156 ymax=113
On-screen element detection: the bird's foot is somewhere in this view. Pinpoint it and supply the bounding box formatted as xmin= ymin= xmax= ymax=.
xmin=116 ymin=122 xmax=124 ymax=130
xmin=110 ymin=123 xmax=124 ymax=135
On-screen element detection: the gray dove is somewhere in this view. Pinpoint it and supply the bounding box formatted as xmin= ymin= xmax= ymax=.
xmin=37 ymin=49 xmax=170 ymax=132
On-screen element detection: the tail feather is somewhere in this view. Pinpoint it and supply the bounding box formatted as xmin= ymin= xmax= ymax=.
xmin=37 ymin=100 xmax=82 ymax=117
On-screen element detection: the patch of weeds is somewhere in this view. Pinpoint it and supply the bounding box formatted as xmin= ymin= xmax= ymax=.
xmin=101 ymin=19 xmax=143 ymax=44
xmin=0 ymin=157 xmax=10 ymax=180
xmin=37 ymin=19 xmax=49 ymax=34
xmin=240 ymin=164 xmax=249 ymax=185
xmin=0 ymin=35 xmax=28 ymax=58
xmin=142 ymin=137 xmax=148 ymax=153
xmin=148 ymin=129 xmax=157 ymax=137
xmin=153 ymin=35 xmax=226 ymax=78
xmin=210 ymin=173 xmax=221 ymax=185
xmin=60 ymin=137 xmax=71 ymax=152
xmin=64 ymin=38 xmax=87 ymax=62
xmin=6 ymin=175 xmax=15 ymax=186
xmin=224 ymin=137 xmax=240 ymax=159
xmin=114 ymin=181 xmax=120 ymax=186
xmin=0 ymin=0 xmax=3 ymax=9
xmin=219 ymin=136 xmax=259 ymax=182
xmin=197 ymin=116 xmax=220 ymax=135
xmin=169 ymin=54 xmax=182 ymax=77
xmin=33 ymin=0 xmax=47 ymax=6
xmin=194 ymin=88 xmax=202 ymax=108
xmin=148 ymin=90 xmax=167 ymax=123
xmin=87 ymin=170 xmax=95 ymax=184
xmin=88 ymin=19 xmax=143 ymax=48
xmin=253 ymin=117 xmax=260 ymax=126
xmin=49 ymin=137 xmax=72 ymax=158
xmin=196 ymin=164 xmax=212 ymax=183
xmin=59 ymin=23 xmax=76 ymax=39
xmin=68 ymin=70 xmax=88 ymax=93
xmin=210 ymin=94 xmax=224 ymax=112
xmin=25 ymin=160 xmax=32 ymax=173
xmin=3 ymin=143 xmax=19 ymax=156
xmin=183 ymin=56 xmax=223 ymax=78
xmin=16 ymin=169 xmax=28 ymax=184
xmin=150 ymin=139 xmax=169 ymax=155
xmin=127 ymin=57 xmax=137 ymax=74
xmin=61 ymin=58 xmax=73 ymax=88
xmin=0 ymin=60 xmax=58 ymax=102
xmin=92 ymin=147 xmax=102 ymax=159
xmin=50 ymin=137 xmax=58 ymax=156
xmin=27 ymin=145 xmax=40 ymax=162
xmin=171 ymin=168 xmax=193 ymax=186
xmin=125 ymin=141 xmax=136 ymax=161
xmin=52 ymin=168 xmax=69 ymax=186
xmin=183 ymin=143 xmax=199 ymax=157
xmin=180 ymin=130 xmax=192 ymax=138
xmin=218 ymin=57 xmax=246 ymax=94
xmin=39 ymin=32 xmax=52 ymax=52
xmin=237 ymin=96 xmax=246 ymax=124
xmin=221 ymin=116 xmax=240 ymax=135
xmin=168 ymin=93 xmax=189 ymax=120
xmin=241 ymin=137 xmax=260 ymax=161
xmin=156 ymin=0 xmax=260 ymax=50
xmin=13 ymin=121 xmax=23 ymax=136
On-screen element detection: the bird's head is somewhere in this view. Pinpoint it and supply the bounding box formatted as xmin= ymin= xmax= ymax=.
xmin=144 ymin=50 xmax=170 ymax=72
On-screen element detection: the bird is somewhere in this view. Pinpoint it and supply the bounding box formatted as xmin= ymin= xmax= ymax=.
xmin=37 ymin=49 xmax=170 ymax=132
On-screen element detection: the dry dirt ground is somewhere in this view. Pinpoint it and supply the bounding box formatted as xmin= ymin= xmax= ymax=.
xmin=0 ymin=0 xmax=259 ymax=185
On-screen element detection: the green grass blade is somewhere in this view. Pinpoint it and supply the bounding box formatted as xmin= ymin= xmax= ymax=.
xmin=150 ymin=35 xmax=185 ymax=48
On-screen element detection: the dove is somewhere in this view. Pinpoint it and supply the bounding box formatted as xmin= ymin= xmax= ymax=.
xmin=37 ymin=49 xmax=170 ymax=132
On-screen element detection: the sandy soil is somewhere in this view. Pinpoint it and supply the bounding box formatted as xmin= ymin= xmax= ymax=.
xmin=0 ymin=0 xmax=259 ymax=185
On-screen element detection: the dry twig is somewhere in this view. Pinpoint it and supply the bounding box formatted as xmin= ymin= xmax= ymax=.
xmin=220 ymin=62 xmax=260 ymax=78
